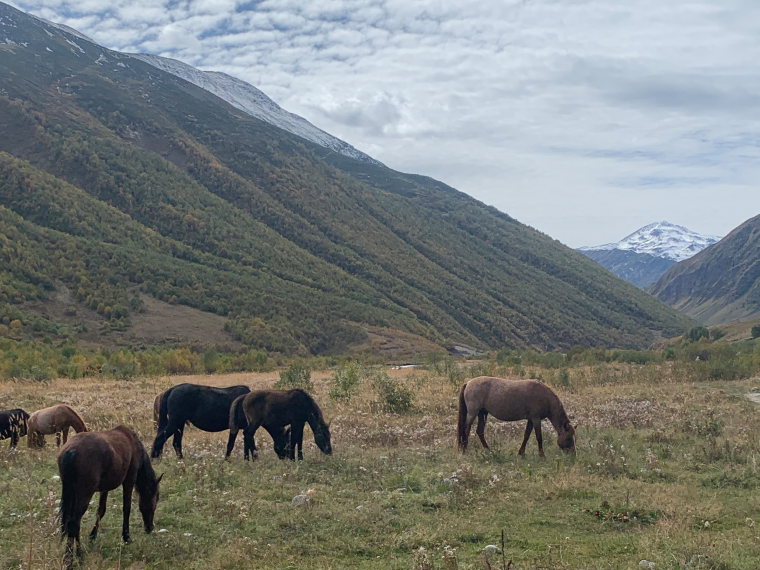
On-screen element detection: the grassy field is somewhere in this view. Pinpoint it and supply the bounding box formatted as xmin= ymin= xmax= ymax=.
xmin=1 ymin=365 xmax=759 ymax=570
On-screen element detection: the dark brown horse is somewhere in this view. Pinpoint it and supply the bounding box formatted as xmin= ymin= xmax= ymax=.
xmin=458 ymin=376 xmax=575 ymax=456
xmin=226 ymin=394 xmax=291 ymax=460
xmin=58 ymin=426 xmax=162 ymax=569
xmin=28 ymin=404 xmax=87 ymax=448
xmin=0 ymin=408 xmax=29 ymax=448
xmin=236 ymin=389 xmax=332 ymax=461
xmin=151 ymin=383 xmax=250 ymax=459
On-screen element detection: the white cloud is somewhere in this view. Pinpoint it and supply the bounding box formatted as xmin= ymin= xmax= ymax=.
xmin=8 ymin=0 xmax=760 ymax=246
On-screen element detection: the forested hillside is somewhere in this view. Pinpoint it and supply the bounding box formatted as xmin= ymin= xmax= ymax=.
xmin=0 ymin=2 xmax=692 ymax=355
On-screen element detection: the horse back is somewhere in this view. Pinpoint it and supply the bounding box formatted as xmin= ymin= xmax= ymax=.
xmin=242 ymin=389 xmax=313 ymax=428
xmin=464 ymin=376 xmax=557 ymax=421
xmin=59 ymin=427 xmax=140 ymax=491
xmin=167 ymin=384 xmax=250 ymax=432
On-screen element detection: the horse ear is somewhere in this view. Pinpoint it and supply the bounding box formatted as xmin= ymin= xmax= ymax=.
xmin=573 ymin=422 xmax=579 ymax=431
xmin=157 ymin=473 xmax=164 ymax=484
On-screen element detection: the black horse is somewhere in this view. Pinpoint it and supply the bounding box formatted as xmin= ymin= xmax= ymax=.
xmin=151 ymin=383 xmax=250 ymax=459
xmin=226 ymin=394 xmax=291 ymax=460
xmin=236 ymin=389 xmax=332 ymax=461
xmin=0 ymin=408 xmax=29 ymax=448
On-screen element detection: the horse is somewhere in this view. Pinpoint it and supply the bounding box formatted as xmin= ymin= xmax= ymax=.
xmin=58 ymin=426 xmax=162 ymax=570
xmin=457 ymin=376 xmax=576 ymax=456
xmin=226 ymin=394 xmax=291 ymax=460
xmin=27 ymin=404 xmax=87 ymax=448
xmin=0 ymin=408 xmax=29 ymax=448
xmin=151 ymin=383 xmax=250 ymax=459
xmin=238 ymin=389 xmax=332 ymax=461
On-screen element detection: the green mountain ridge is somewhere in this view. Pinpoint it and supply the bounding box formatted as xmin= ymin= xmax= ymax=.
xmin=0 ymin=1 xmax=692 ymax=355
xmin=650 ymin=214 xmax=760 ymax=326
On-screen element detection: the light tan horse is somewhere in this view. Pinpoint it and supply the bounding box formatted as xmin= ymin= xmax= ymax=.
xmin=458 ymin=376 xmax=575 ymax=456
xmin=27 ymin=404 xmax=87 ymax=448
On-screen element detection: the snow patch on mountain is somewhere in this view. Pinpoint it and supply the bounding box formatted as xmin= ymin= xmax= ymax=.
xmin=579 ymin=221 xmax=721 ymax=262
xmin=129 ymin=53 xmax=381 ymax=165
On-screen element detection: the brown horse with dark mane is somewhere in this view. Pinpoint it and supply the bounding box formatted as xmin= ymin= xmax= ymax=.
xmin=233 ymin=389 xmax=332 ymax=461
xmin=58 ymin=426 xmax=162 ymax=570
xmin=458 ymin=376 xmax=575 ymax=456
xmin=28 ymin=404 xmax=87 ymax=448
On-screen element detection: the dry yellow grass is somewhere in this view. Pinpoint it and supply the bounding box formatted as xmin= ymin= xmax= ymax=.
xmin=1 ymin=367 xmax=759 ymax=569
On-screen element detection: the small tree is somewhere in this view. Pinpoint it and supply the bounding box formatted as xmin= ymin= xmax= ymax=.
xmin=686 ymin=326 xmax=710 ymax=342
xmin=276 ymin=363 xmax=313 ymax=391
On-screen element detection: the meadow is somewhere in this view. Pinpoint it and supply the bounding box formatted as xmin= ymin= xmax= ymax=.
xmin=0 ymin=361 xmax=759 ymax=570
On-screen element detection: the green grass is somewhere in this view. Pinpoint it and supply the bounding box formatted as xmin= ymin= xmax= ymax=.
xmin=1 ymin=367 xmax=759 ymax=569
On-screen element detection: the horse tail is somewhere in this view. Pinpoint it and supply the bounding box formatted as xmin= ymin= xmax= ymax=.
xmin=58 ymin=448 xmax=79 ymax=538
xmin=157 ymin=389 xmax=171 ymax=432
xmin=229 ymin=395 xmax=248 ymax=433
xmin=457 ymin=382 xmax=469 ymax=452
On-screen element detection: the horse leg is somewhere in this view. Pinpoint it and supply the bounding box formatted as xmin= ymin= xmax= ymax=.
xmin=243 ymin=423 xmax=261 ymax=461
xmin=461 ymin=411 xmax=478 ymax=452
xmin=225 ymin=428 xmax=238 ymax=460
xmin=533 ymin=419 xmax=545 ymax=457
xmin=89 ymin=491 xmax=109 ymax=540
xmin=121 ymin=482 xmax=134 ymax=543
xmin=62 ymin=426 xmax=70 ymax=445
xmin=172 ymin=424 xmax=185 ymax=459
xmin=476 ymin=411 xmax=490 ymax=449
xmin=151 ymin=418 xmax=182 ymax=458
xmin=518 ymin=420 xmax=533 ymax=456
xmin=291 ymin=422 xmax=305 ymax=460
xmin=56 ymin=431 xmax=62 ymax=447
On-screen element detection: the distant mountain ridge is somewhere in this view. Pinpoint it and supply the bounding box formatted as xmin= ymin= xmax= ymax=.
xmin=129 ymin=53 xmax=380 ymax=166
xmin=578 ymin=222 xmax=721 ymax=288
xmin=0 ymin=1 xmax=692 ymax=354
xmin=651 ymin=214 xmax=760 ymax=325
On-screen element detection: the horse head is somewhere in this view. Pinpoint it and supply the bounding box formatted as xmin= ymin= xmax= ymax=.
xmin=313 ymin=421 xmax=332 ymax=455
xmin=557 ymin=422 xmax=576 ymax=455
xmin=138 ymin=473 xmax=162 ymax=533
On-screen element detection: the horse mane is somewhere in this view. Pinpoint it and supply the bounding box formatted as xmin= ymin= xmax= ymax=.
xmin=136 ymin=444 xmax=159 ymax=497
xmin=69 ymin=408 xmax=88 ymax=433
xmin=297 ymin=390 xmax=326 ymax=424
xmin=548 ymin=392 xmax=571 ymax=432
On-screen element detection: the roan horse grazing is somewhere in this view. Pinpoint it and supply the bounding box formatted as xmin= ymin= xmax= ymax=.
xmin=151 ymin=383 xmax=250 ymax=459
xmin=236 ymin=389 xmax=332 ymax=461
xmin=458 ymin=377 xmax=576 ymax=456
xmin=226 ymin=394 xmax=291 ymax=460
xmin=0 ymin=408 xmax=29 ymax=448
xmin=27 ymin=404 xmax=87 ymax=448
xmin=58 ymin=426 xmax=162 ymax=570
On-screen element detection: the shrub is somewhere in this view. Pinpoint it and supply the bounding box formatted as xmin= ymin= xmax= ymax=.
xmin=372 ymin=370 xmax=414 ymax=413
xmin=276 ymin=362 xmax=313 ymax=390
xmin=686 ymin=326 xmax=710 ymax=342
xmin=751 ymin=324 xmax=760 ymax=339
xmin=329 ymin=361 xmax=364 ymax=401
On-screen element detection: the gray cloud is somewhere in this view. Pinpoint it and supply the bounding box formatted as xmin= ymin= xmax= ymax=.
xmin=8 ymin=0 xmax=760 ymax=246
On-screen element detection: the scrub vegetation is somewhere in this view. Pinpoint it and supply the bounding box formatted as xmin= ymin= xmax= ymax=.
xmin=1 ymin=354 xmax=759 ymax=569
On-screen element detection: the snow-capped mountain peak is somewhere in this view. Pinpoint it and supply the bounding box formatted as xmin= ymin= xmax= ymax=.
xmin=128 ymin=53 xmax=380 ymax=166
xmin=579 ymin=221 xmax=721 ymax=262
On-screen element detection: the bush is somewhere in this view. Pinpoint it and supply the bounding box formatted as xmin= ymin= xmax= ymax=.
xmin=751 ymin=324 xmax=760 ymax=339
xmin=276 ymin=362 xmax=313 ymax=390
xmin=686 ymin=326 xmax=710 ymax=342
xmin=372 ymin=370 xmax=414 ymax=413
xmin=329 ymin=361 xmax=364 ymax=401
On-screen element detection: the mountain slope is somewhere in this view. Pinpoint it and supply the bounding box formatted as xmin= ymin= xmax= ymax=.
xmin=0 ymin=2 xmax=692 ymax=353
xmin=650 ymin=215 xmax=760 ymax=325
xmin=579 ymin=221 xmax=721 ymax=288
xmin=129 ymin=53 xmax=380 ymax=165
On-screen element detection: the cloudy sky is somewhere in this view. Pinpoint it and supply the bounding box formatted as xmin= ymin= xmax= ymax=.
xmin=8 ymin=0 xmax=760 ymax=247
